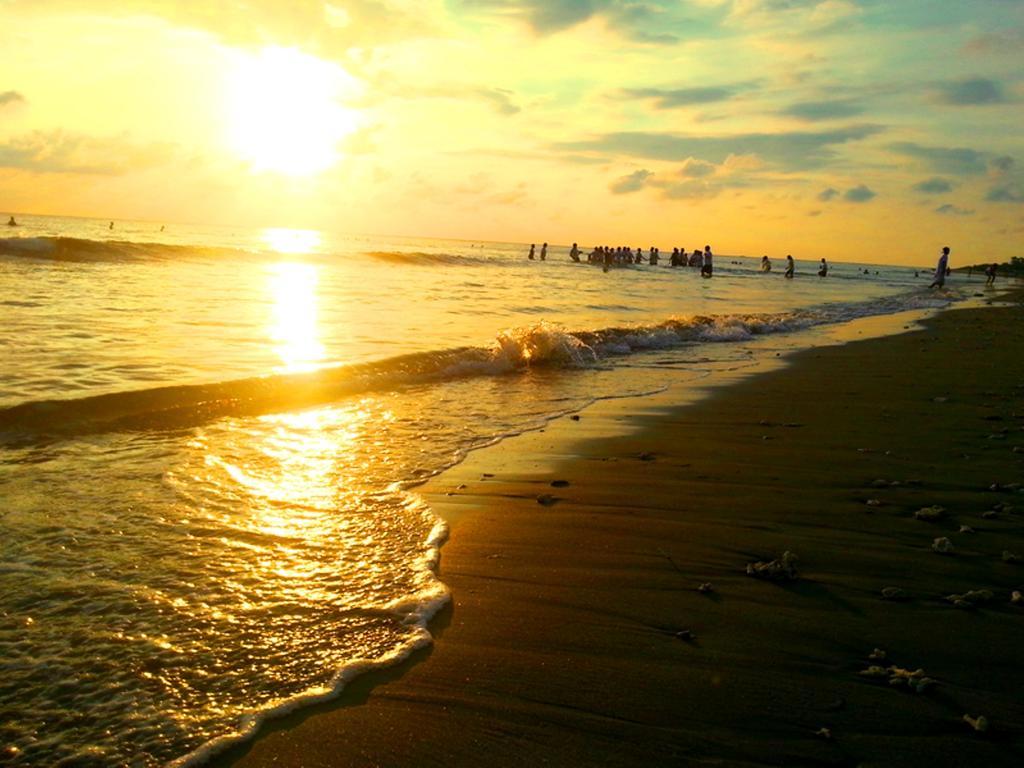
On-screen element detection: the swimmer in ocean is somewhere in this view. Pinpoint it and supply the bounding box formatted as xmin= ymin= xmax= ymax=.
xmin=784 ymin=254 xmax=795 ymax=279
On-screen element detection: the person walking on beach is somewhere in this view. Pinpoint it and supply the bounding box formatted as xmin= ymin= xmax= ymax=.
xmin=784 ymin=254 xmax=795 ymax=279
xmin=985 ymin=263 xmax=997 ymax=285
xmin=701 ymin=245 xmax=713 ymax=277
xmin=818 ymin=258 xmax=828 ymax=277
xmin=929 ymin=246 xmax=950 ymax=288
xmin=528 ymin=244 xmax=535 ymax=260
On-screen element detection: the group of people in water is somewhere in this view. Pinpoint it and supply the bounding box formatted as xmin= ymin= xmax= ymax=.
xmin=540 ymin=241 xmax=834 ymax=280
xmin=566 ymin=244 xmax=717 ymax=275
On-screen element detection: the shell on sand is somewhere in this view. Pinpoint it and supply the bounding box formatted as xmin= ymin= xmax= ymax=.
xmin=914 ymin=506 xmax=946 ymax=521
xmin=745 ymin=551 xmax=799 ymax=580
xmin=963 ymin=714 xmax=989 ymax=733
xmin=945 ymin=589 xmax=993 ymax=608
xmin=932 ymin=537 xmax=954 ymax=554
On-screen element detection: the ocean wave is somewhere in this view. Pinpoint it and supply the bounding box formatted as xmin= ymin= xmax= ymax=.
xmin=0 ymin=294 xmax=948 ymax=442
xmin=0 ymin=236 xmax=242 ymax=263
xmin=364 ymin=250 xmax=488 ymax=266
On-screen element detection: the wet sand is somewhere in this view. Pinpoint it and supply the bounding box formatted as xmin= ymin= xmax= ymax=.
xmin=219 ymin=299 xmax=1024 ymax=768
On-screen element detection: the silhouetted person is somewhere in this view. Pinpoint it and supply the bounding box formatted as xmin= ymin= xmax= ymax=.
xmin=109 ymin=221 xmax=114 ymax=230
xmin=784 ymin=254 xmax=795 ymax=279
xmin=540 ymin=242 xmax=547 ymax=261
xmin=929 ymin=246 xmax=950 ymax=288
xmin=569 ymin=242 xmax=580 ymax=262
xmin=818 ymin=258 xmax=828 ymax=277
xmin=985 ymin=263 xmax=997 ymax=285
xmin=6 ymin=216 xmax=16 ymax=226
xmin=701 ymin=245 xmax=713 ymax=277
xmin=528 ymin=243 xmax=535 ymax=260
xmin=761 ymin=255 xmax=771 ymax=272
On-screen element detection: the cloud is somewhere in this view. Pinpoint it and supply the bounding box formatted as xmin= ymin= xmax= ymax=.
xmin=930 ymin=77 xmax=1007 ymax=106
xmin=887 ymin=142 xmax=989 ymax=175
xmin=680 ymin=158 xmax=716 ymax=177
xmin=843 ymin=184 xmax=875 ymax=202
xmin=780 ymin=99 xmax=864 ymax=121
xmin=454 ymin=0 xmax=686 ymax=40
xmin=375 ymin=81 xmax=521 ymax=115
xmin=725 ymin=0 xmax=861 ymax=31
xmin=0 ymin=90 xmax=25 ymax=107
xmin=554 ymin=124 xmax=883 ymax=171
xmin=912 ymin=177 xmax=952 ymax=194
xmin=962 ymin=30 xmax=1024 ymax=55
xmin=817 ymin=187 xmax=838 ymax=201
xmin=934 ymin=204 xmax=974 ymax=216
xmin=990 ymin=155 xmax=1015 ymax=174
xmin=0 ymin=130 xmax=176 ymax=175
xmin=6 ymin=0 xmax=440 ymax=56
xmin=986 ymin=186 xmax=1024 ymax=203
xmin=619 ymin=82 xmax=758 ymax=109
xmin=610 ymin=169 xmax=653 ymax=194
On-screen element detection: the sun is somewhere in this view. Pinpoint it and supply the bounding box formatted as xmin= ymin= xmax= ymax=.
xmin=225 ymin=46 xmax=360 ymax=177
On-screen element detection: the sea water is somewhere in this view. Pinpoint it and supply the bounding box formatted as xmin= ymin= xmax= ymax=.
xmin=0 ymin=216 xmax=962 ymax=766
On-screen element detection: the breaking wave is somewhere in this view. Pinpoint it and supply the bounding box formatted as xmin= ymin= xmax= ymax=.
xmin=0 ymin=236 xmax=244 ymax=263
xmin=0 ymin=292 xmax=947 ymax=442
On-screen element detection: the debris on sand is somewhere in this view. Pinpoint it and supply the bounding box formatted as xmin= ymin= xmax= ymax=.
xmin=1002 ymin=550 xmax=1020 ymax=564
xmin=858 ymin=665 xmax=934 ymax=693
xmin=569 ymin=414 xmax=581 ymax=421
xmin=536 ymin=494 xmax=558 ymax=506
xmin=945 ymin=589 xmax=993 ymax=609
xmin=959 ymin=525 xmax=975 ymax=534
xmin=674 ymin=629 xmax=695 ymax=641
xmin=637 ymin=451 xmax=656 ymax=461
xmin=814 ymin=727 xmax=832 ymax=740
xmin=914 ymin=506 xmax=946 ymax=521
xmin=550 ymin=480 xmax=570 ymax=488
xmin=1011 ymin=591 xmax=1023 ymax=605
xmin=881 ymin=586 xmax=907 ymax=600
xmin=697 ymin=582 xmax=714 ymax=594
xmin=745 ymin=551 xmax=799 ymax=580
xmin=981 ymin=510 xmax=998 ymax=519
xmin=932 ymin=537 xmax=955 ymax=554
xmin=868 ymin=648 xmax=887 ymax=661
xmin=866 ymin=498 xmax=883 ymax=507
xmin=963 ymin=714 xmax=989 ymax=733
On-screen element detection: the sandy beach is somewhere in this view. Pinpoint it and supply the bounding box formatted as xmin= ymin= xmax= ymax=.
xmin=218 ymin=298 xmax=1024 ymax=768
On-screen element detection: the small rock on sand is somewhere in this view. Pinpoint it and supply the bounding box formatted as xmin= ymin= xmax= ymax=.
xmin=550 ymin=480 xmax=570 ymax=488
xmin=570 ymin=415 xmax=580 ymax=421
xmin=536 ymin=494 xmax=558 ymax=506
xmin=1002 ymin=550 xmax=1020 ymax=564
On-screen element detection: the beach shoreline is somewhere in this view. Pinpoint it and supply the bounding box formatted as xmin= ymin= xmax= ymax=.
xmin=216 ymin=295 xmax=1024 ymax=768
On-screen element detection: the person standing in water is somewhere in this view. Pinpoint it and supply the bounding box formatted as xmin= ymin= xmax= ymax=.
xmin=6 ymin=215 xmax=16 ymax=226
xmin=569 ymin=243 xmax=581 ymax=262
xmin=701 ymin=245 xmax=713 ymax=277
xmin=761 ymin=255 xmax=771 ymax=272
xmin=540 ymin=242 xmax=547 ymax=261
xmin=784 ymin=254 xmax=795 ymax=279
xmin=818 ymin=258 xmax=828 ymax=277
xmin=528 ymin=244 xmax=535 ymax=260
xmin=929 ymin=246 xmax=950 ymax=288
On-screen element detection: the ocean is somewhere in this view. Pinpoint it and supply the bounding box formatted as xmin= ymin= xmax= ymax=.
xmin=0 ymin=215 xmax=963 ymax=766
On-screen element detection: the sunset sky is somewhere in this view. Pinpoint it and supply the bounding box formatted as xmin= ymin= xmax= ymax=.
xmin=1 ymin=0 xmax=1022 ymax=262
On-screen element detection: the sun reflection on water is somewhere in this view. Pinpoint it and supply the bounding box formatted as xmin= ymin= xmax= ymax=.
xmin=268 ymin=261 xmax=325 ymax=372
